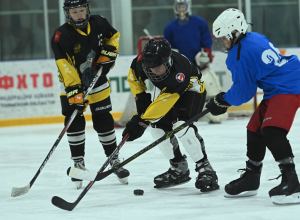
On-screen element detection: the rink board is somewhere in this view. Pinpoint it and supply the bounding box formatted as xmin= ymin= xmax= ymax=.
xmin=0 ymin=48 xmax=296 ymax=127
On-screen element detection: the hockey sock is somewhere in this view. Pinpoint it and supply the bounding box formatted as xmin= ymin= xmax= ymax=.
xmin=92 ymin=113 xmax=117 ymax=156
xmin=170 ymin=135 xmax=185 ymax=162
xmin=249 ymin=159 xmax=262 ymax=166
xmin=246 ymin=129 xmax=266 ymax=162
xmin=65 ymin=112 xmax=86 ymax=158
xmin=262 ymin=126 xmax=294 ymax=161
xmin=278 ymin=157 xmax=294 ymax=165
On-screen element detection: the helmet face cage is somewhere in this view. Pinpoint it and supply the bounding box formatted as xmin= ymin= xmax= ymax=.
xmin=213 ymin=8 xmax=248 ymax=53
xmin=142 ymin=57 xmax=173 ymax=82
xmin=174 ymin=0 xmax=191 ymax=20
xmin=63 ymin=0 xmax=90 ymax=28
xmin=142 ymin=39 xmax=173 ymax=82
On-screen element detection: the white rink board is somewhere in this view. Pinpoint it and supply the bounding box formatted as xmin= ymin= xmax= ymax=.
xmin=0 ymin=48 xmax=299 ymax=120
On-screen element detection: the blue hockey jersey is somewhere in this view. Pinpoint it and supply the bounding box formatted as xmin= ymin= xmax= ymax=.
xmin=223 ymin=32 xmax=300 ymax=106
xmin=164 ymin=15 xmax=212 ymax=63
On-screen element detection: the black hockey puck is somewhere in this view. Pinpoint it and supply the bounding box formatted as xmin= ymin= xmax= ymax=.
xmin=134 ymin=189 xmax=144 ymax=195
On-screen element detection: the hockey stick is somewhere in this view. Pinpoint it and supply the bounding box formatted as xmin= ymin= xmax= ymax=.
xmin=67 ymin=109 xmax=210 ymax=183
xmin=11 ymin=51 xmax=100 ymax=197
xmin=143 ymin=28 xmax=153 ymax=39
xmin=51 ymin=133 xmax=130 ymax=211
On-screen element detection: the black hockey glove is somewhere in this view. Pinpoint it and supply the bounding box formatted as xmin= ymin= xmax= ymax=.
xmin=135 ymin=92 xmax=152 ymax=116
xmin=65 ymin=85 xmax=89 ymax=112
xmin=80 ymin=49 xmax=97 ymax=87
xmin=206 ymin=92 xmax=231 ymax=116
xmin=122 ymin=115 xmax=150 ymax=141
xmin=81 ymin=66 xmax=97 ymax=88
xmin=96 ymin=45 xmax=118 ymax=76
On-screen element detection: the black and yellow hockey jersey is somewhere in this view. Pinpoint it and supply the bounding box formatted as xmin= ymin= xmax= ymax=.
xmin=127 ymin=51 xmax=205 ymax=122
xmin=51 ymin=15 xmax=120 ymax=102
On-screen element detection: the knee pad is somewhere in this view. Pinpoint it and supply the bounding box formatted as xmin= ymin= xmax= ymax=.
xmin=262 ymin=126 xmax=294 ymax=161
xmin=65 ymin=111 xmax=85 ymax=132
xmin=173 ymin=121 xmax=204 ymax=162
xmin=92 ymin=112 xmax=114 ymax=133
xmin=149 ymin=126 xmax=175 ymax=160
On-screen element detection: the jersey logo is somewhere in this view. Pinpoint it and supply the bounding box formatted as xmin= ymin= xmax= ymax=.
xmin=176 ymin=73 xmax=185 ymax=83
xmin=54 ymin=31 xmax=61 ymax=42
xmin=74 ymin=44 xmax=81 ymax=53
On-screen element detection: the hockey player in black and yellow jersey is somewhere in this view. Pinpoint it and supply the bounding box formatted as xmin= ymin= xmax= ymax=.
xmin=122 ymin=39 xmax=219 ymax=192
xmin=51 ymin=0 xmax=129 ymax=189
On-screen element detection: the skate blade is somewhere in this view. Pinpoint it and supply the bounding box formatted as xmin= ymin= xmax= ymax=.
xmin=73 ymin=181 xmax=82 ymax=189
xmin=271 ymin=192 xmax=300 ymax=205
xmin=117 ymin=176 xmax=128 ymax=185
xmin=200 ymin=184 xmax=220 ymax=192
xmin=154 ymin=178 xmax=191 ymax=189
xmin=224 ymin=190 xmax=257 ymax=198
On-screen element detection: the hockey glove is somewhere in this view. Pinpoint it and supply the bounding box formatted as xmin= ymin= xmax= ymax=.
xmin=80 ymin=49 xmax=97 ymax=88
xmin=81 ymin=65 xmax=97 ymax=88
xmin=135 ymin=92 xmax=152 ymax=116
xmin=206 ymin=92 xmax=231 ymax=116
xmin=195 ymin=48 xmax=213 ymax=70
xmin=96 ymin=45 xmax=118 ymax=76
xmin=65 ymin=85 xmax=89 ymax=112
xmin=122 ymin=115 xmax=150 ymax=141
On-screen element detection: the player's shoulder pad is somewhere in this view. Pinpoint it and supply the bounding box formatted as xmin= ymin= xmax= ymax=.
xmin=52 ymin=23 xmax=73 ymax=44
xmin=91 ymin=14 xmax=108 ymax=23
xmin=137 ymin=53 xmax=143 ymax=62
xmin=130 ymin=53 xmax=142 ymax=69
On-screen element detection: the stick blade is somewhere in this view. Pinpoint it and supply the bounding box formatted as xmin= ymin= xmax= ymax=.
xmin=52 ymin=196 xmax=76 ymax=211
xmin=67 ymin=166 xmax=96 ymax=181
xmin=11 ymin=184 xmax=31 ymax=197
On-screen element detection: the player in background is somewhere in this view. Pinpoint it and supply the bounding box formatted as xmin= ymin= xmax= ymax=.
xmin=122 ymin=39 xmax=219 ymax=192
xmin=51 ymin=0 xmax=129 ymax=189
xmin=164 ymin=0 xmax=228 ymax=124
xmin=206 ymin=8 xmax=300 ymax=205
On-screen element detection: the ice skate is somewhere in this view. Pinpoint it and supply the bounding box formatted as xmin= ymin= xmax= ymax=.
xmin=110 ymin=155 xmax=130 ymax=184
xmin=224 ymin=161 xmax=262 ymax=198
xmin=269 ymin=163 xmax=300 ymax=205
xmin=154 ymin=155 xmax=191 ymax=189
xmin=195 ymin=158 xmax=219 ymax=192
xmin=71 ymin=157 xmax=87 ymax=189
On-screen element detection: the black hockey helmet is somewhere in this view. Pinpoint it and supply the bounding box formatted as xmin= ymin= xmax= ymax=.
xmin=142 ymin=39 xmax=173 ymax=82
xmin=63 ymin=0 xmax=90 ymax=29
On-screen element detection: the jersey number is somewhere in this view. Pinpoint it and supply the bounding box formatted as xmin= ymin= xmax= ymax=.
xmin=261 ymin=42 xmax=288 ymax=67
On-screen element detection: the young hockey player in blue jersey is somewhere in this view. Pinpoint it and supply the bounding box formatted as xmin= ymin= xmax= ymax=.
xmin=164 ymin=0 xmax=228 ymax=124
xmin=206 ymin=8 xmax=300 ymax=205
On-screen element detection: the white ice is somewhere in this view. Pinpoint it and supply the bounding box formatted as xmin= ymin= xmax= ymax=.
xmin=1 ymin=110 xmax=300 ymax=220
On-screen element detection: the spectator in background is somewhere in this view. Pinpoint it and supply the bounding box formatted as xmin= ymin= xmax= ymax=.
xmin=164 ymin=0 xmax=228 ymax=123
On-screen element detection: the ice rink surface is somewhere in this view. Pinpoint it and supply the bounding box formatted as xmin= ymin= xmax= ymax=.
xmin=1 ymin=110 xmax=300 ymax=220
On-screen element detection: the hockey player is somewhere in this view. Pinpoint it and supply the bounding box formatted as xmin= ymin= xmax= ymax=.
xmin=51 ymin=0 xmax=129 ymax=189
xmin=207 ymin=8 xmax=300 ymax=204
xmin=122 ymin=39 xmax=219 ymax=192
xmin=164 ymin=0 xmax=228 ymax=123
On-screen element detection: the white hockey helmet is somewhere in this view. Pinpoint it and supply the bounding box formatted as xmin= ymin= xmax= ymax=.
xmin=213 ymin=8 xmax=248 ymax=53
xmin=174 ymin=0 xmax=191 ymax=20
